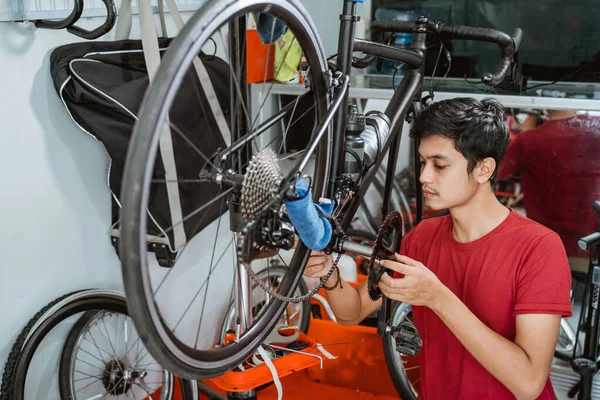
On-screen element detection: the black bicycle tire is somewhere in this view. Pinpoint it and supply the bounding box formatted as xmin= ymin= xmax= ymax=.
xmin=119 ymin=0 xmax=330 ymax=380
xmin=10 ymin=295 xmax=197 ymax=400
xmin=0 ymin=290 xmax=85 ymax=400
xmin=382 ymin=301 xmax=418 ymax=400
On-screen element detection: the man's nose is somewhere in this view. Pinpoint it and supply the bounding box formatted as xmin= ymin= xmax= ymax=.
xmin=420 ymin=163 xmax=433 ymax=184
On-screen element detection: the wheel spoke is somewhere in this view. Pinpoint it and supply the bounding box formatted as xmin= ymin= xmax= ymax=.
xmin=172 ymin=237 xmax=235 ymax=331
xmin=195 ymin=197 xmax=227 ymax=348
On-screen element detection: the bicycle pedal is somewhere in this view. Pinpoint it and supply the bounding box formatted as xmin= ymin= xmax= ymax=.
xmin=391 ymin=319 xmax=423 ymax=357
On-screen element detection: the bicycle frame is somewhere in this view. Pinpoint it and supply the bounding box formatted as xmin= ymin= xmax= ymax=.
xmin=335 ymin=4 xmax=427 ymax=228
xmin=225 ymin=1 xmax=430 ymax=337
xmin=332 ymin=1 xmax=428 ymax=336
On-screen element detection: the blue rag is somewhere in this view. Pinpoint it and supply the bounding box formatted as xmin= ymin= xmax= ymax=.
xmin=254 ymin=13 xmax=287 ymax=44
xmin=284 ymin=179 xmax=334 ymax=250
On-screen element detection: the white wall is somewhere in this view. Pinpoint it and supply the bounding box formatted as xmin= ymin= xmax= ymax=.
xmin=0 ymin=13 xmax=237 ymax=399
xmin=302 ymin=0 xmax=371 ymax=57
xmin=0 ymin=18 xmax=124 ymax=397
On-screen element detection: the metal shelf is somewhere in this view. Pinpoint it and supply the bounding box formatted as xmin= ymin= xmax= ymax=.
xmin=253 ymin=75 xmax=600 ymax=111
xmin=0 ymin=0 xmax=205 ymax=23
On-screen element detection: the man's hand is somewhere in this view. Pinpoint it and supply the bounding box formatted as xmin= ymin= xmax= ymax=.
xmin=304 ymin=251 xmax=334 ymax=279
xmin=379 ymin=253 xmax=447 ymax=309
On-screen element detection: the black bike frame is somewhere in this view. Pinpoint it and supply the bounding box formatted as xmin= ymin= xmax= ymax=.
xmin=334 ymin=2 xmax=427 ymax=230
xmin=332 ymin=2 xmax=428 ymax=335
xmin=574 ymin=230 xmax=600 ymax=399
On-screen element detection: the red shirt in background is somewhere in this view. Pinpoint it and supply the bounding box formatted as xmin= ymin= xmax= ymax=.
xmin=396 ymin=210 xmax=572 ymax=399
xmin=498 ymin=114 xmax=600 ymax=258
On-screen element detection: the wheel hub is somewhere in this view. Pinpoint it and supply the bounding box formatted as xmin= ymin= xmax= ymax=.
xmin=102 ymin=359 xmax=143 ymax=395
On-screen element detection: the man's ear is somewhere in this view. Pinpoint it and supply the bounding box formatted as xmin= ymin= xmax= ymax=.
xmin=475 ymin=157 xmax=496 ymax=183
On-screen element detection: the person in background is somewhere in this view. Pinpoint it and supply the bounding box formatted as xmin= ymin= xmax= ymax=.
xmin=508 ymin=108 xmax=544 ymax=138
xmin=498 ymin=109 xmax=600 ymax=272
xmin=496 ymin=108 xmax=545 ymax=208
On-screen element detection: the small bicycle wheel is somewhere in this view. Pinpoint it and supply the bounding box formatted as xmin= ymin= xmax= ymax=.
xmin=4 ymin=290 xmax=197 ymax=400
xmin=219 ymin=266 xmax=311 ymax=341
xmin=382 ymin=302 xmax=420 ymax=400
xmin=59 ymin=310 xmax=177 ymax=400
xmin=120 ymin=0 xmax=331 ymax=380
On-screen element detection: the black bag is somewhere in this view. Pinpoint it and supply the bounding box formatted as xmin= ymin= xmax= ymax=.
xmin=50 ymin=39 xmax=231 ymax=266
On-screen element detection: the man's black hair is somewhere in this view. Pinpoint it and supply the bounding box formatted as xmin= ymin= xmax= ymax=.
xmin=409 ymin=97 xmax=510 ymax=182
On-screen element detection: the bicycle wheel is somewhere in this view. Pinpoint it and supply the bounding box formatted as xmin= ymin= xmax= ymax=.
xmin=554 ymin=318 xmax=579 ymax=361
xmin=59 ymin=310 xmax=175 ymax=400
xmin=120 ymin=0 xmax=330 ymax=380
xmin=383 ymin=302 xmax=420 ymax=400
xmin=219 ymin=266 xmax=311 ymax=341
xmin=5 ymin=290 xmax=197 ymax=400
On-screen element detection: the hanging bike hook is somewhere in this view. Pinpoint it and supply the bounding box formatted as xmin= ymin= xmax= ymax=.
xmin=34 ymin=0 xmax=117 ymax=40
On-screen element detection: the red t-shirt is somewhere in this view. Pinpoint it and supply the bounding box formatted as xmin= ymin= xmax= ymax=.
xmin=498 ymin=114 xmax=600 ymax=258
xmin=396 ymin=209 xmax=572 ymax=399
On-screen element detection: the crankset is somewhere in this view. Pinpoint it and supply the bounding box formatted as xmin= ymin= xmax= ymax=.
xmin=367 ymin=211 xmax=423 ymax=356
xmin=367 ymin=211 xmax=404 ymax=301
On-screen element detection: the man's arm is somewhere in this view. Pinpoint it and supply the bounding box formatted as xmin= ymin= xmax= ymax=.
xmin=305 ymin=252 xmax=381 ymax=325
xmin=379 ymin=255 xmax=561 ymax=400
xmin=433 ymin=288 xmax=560 ymax=400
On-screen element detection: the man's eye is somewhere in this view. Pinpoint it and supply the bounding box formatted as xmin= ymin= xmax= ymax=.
xmin=435 ymin=165 xmax=447 ymax=170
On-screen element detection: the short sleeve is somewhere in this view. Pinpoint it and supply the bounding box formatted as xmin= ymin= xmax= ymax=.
xmin=514 ymin=232 xmax=572 ymax=317
xmin=498 ymin=136 xmax=524 ymax=181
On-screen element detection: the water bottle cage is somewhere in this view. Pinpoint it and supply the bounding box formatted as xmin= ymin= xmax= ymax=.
xmin=391 ymin=319 xmax=423 ymax=357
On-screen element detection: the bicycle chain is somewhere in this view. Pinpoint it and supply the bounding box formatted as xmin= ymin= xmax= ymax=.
xmin=239 ymin=250 xmax=343 ymax=304
xmin=238 ymin=210 xmax=347 ymax=304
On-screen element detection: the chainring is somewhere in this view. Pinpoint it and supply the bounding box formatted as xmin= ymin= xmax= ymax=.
xmin=367 ymin=211 xmax=404 ymax=301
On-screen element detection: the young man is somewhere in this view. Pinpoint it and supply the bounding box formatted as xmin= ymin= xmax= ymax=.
xmin=305 ymin=98 xmax=572 ymax=400
xmin=498 ymin=109 xmax=600 ymax=273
